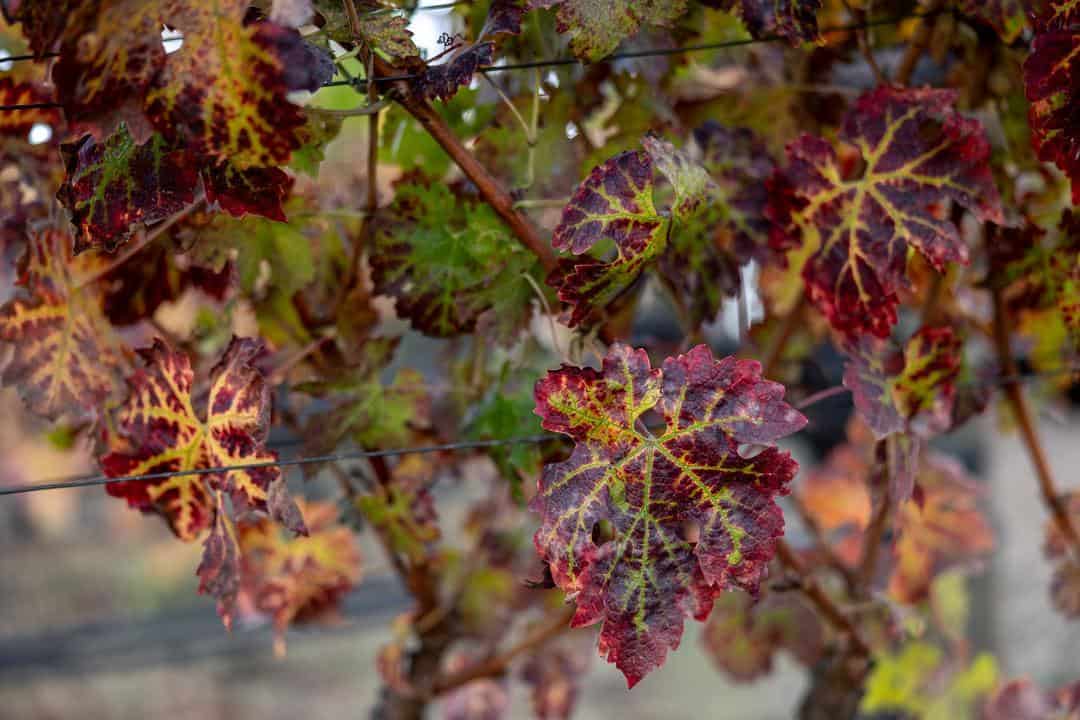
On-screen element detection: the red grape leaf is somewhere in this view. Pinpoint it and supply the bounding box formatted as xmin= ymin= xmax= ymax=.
xmin=0 ymin=0 xmax=69 ymax=55
xmin=481 ymin=0 xmax=527 ymax=40
xmin=102 ymin=337 xmax=305 ymax=541
xmin=769 ymin=87 xmax=1002 ymax=338
xmin=548 ymin=149 xmax=668 ymax=328
xmin=843 ymin=326 xmax=963 ymax=439
xmin=1025 ymin=4 xmax=1080 ymax=203
xmin=532 ymin=343 xmax=806 ymax=685
xmin=713 ymin=0 xmax=821 ymax=45
xmin=238 ymin=499 xmax=361 ymax=654
xmin=415 ymin=43 xmax=495 ymax=102
xmin=1045 ymin=493 xmax=1080 ymax=618
xmin=144 ymin=1 xmax=313 ymax=169
xmin=539 ymin=0 xmax=688 ymax=62
xmin=0 ymin=227 xmax=129 ymax=423
xmin=889 ymin=453 xmax=993 ymax=603
xmin=702 ymin=590 xmax=823 ymax=682
xmin=198 ymin=491 xmax=243 ymax=628
xmin=0 ymin=77 xmax=60 ymax=137
xmin=200 ymin=161 xmax=293 ymax=222
xmin=50 ymin=0 xmax=165 ymax=133
xmin=58 ymin=126 xmax=198 ymax=253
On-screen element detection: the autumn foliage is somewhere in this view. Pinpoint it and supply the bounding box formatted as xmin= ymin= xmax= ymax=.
xmin=1 ymin=0 xmax=1079 ymax=718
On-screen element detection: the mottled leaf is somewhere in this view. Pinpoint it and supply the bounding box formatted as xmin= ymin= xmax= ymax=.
xmin=0 ymin=227 xmax=129 ymax=423
xmin=1025 ymin=4 xmax=1080 ymax=202
xmin=1045 ymin=493 xmax=1080 ymax=618
xmin=532 ymin=344 xmax=806 ymax=685
xmin=145 ymin=1 xmax=314 ymax=169
xmin=372 ymin=178 xmax=539 ymax=340
xmin=889 ymin=454 xmax=993 ymax=603
xmin=297 ymin=338 xmax=430 ymax=457
xmin=198 ymin=491 xmax=242 ymax=627
xmin=58 ymin=126 xmax=198 ymax=253
xmin=549 ymin=149 xmax=667 ymax=327
xmin=201 ymin=161 xmax=293 ymax=221
xmin=843 ymin=326 xmax=963 ymax=440
xmin=702 ymin=590 xmax=823 ymax=682
xmin=714 ymin=0 xmax=821 ymax=45
xmin=482 ymin=0 xmax=527 ymax=40
xmin=239 ymin=499 xmax=361 ymax=654
xmin=769 ymin=87 xmax=1002 ymax=338
xmin=102 ymin=337 xmax=305 ymax=541
xmin=541 ymin=0 xmax=689 ymax=62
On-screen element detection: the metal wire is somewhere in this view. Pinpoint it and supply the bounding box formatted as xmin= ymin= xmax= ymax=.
xmin=0 ymin=435 xmax=557 ymax=497
xmin=0 ymin=10 xmax=944 ymax=112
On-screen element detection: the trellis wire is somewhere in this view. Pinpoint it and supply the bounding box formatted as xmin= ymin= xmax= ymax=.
xmin=1 ymin=362 xmax=1077 ymax=498
xmin=0 ymin=9 xmax=946 ymax=112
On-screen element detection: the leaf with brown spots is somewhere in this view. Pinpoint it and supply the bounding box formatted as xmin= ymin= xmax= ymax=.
xmin=238 ymin=500 xmax=361 ymax=654
xmin=539 ymin=0 xmax=689 ymax=62
xmin=101 ymin=337 xmax=305 ymax=541
xmin=0 ymin=227 xmax=129 ymax=423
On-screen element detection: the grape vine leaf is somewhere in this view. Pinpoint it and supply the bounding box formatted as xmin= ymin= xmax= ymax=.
xmin=520 ymin=642 xmax=589 ymax=720
xmin=371 ymin=177 xmax=539 ymax=341
xmin=238 ymin=499 xmax=362 ymax=654
xmin=534 ymin=0 xmax=689 ymax=62
xmin=843 ymin=326 xmax=963 ymax=440
xmin=768 ymin=87 xmax=1003 ymax=338
xmin=532 ymin=343 xmax=806 ymax=685
xmin=415 ymin=43 xmax=495 ymax=102
xmin=58 ymin=125 xmax=198 ymax=253
xmin=1025 ymin=4 xmax=1080 ymax=202
xmin=659 ymin=122 xmax=776 ymax=326
xmin=201 ymin=161 xmax=294 ymax=222
xmin=144 ymin=0 xmax=317 ymax=169
xmin=889 ymin=453 xmax=994 ymax=603
xmin=356 ymin=455 xmax=440 ymax=565
xmin=102 ymin=337 xmax=306 ymax=542
xmin=861 ymin=642 xmax=998 ymax=719
xmin=0 ymin=227 xmax=129 ymax=423
xmin=1044 ymin=493 xmax=1080 ymax=618
xmin=709 ymin=0 xmax=821 ymax=45
xmin=198 ymin=491 xmax=243 ymax=627
xmin=549 ymin=149 xmax=668 ymax=328
xmin=985 ymin=677 xmax=1080 ymax=720
xmin=296 ymin=337 xmax=430 ymax=457
xmin=482 ymin=0 xmax=527 ymax=40
xmin=702 ymin=590 xmax=823 ymax=682
xmin=0 ymin=76 xmax=60 ymax=136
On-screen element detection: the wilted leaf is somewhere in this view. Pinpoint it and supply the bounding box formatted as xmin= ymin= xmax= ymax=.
xmin=889 ymin=454 xmax=994 ymax=604
xmin=58 ymin=126 xmax=198 ymax=253
xmin=416 ymin=43 xmax=494 ymax=102
xmin=702 ymin=590 xmax=823 ymax=682
xmin=769 ymin=87 xmax=1002 ymax=338
xmin=532 ymin=343 xmax=806 ymax=685
xmin=239 ymin=499 xmax=361 ymax=653
xmin=0 ymin=227 xmax=129 ymax=423
xmin=198 ymin=491 xmax=242 ymax=627
xmin=102 ymin=337 xmax=305 ymax=541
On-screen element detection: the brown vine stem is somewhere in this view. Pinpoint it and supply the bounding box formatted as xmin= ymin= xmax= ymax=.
xmin=775 ymin=541 xmax=870 ymax=656
xmin=990 ymin=284 xmax=1080 ymax=554
xmin=789 ymin=494 xmax=860 ymax=597
xmin=895 ymin=0 xmax=944 ymax=87
xmin=856 ymin=438 xmax=893 ymax=597
xmin=373 ymin=56 xmax=558 ymax=272
xmin=431 ymin=606 xmax=576 ymax=695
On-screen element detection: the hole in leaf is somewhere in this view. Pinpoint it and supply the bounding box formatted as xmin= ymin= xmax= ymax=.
xmin=738 ymin=442 xmax=767 ymax=459
xmin=680 ymin=519 xmax=701 ymax=543
xmin=27 ymin=123 xmax=52 ymax=145
xmin=591 ymin=518 xmax=615 ymax=545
